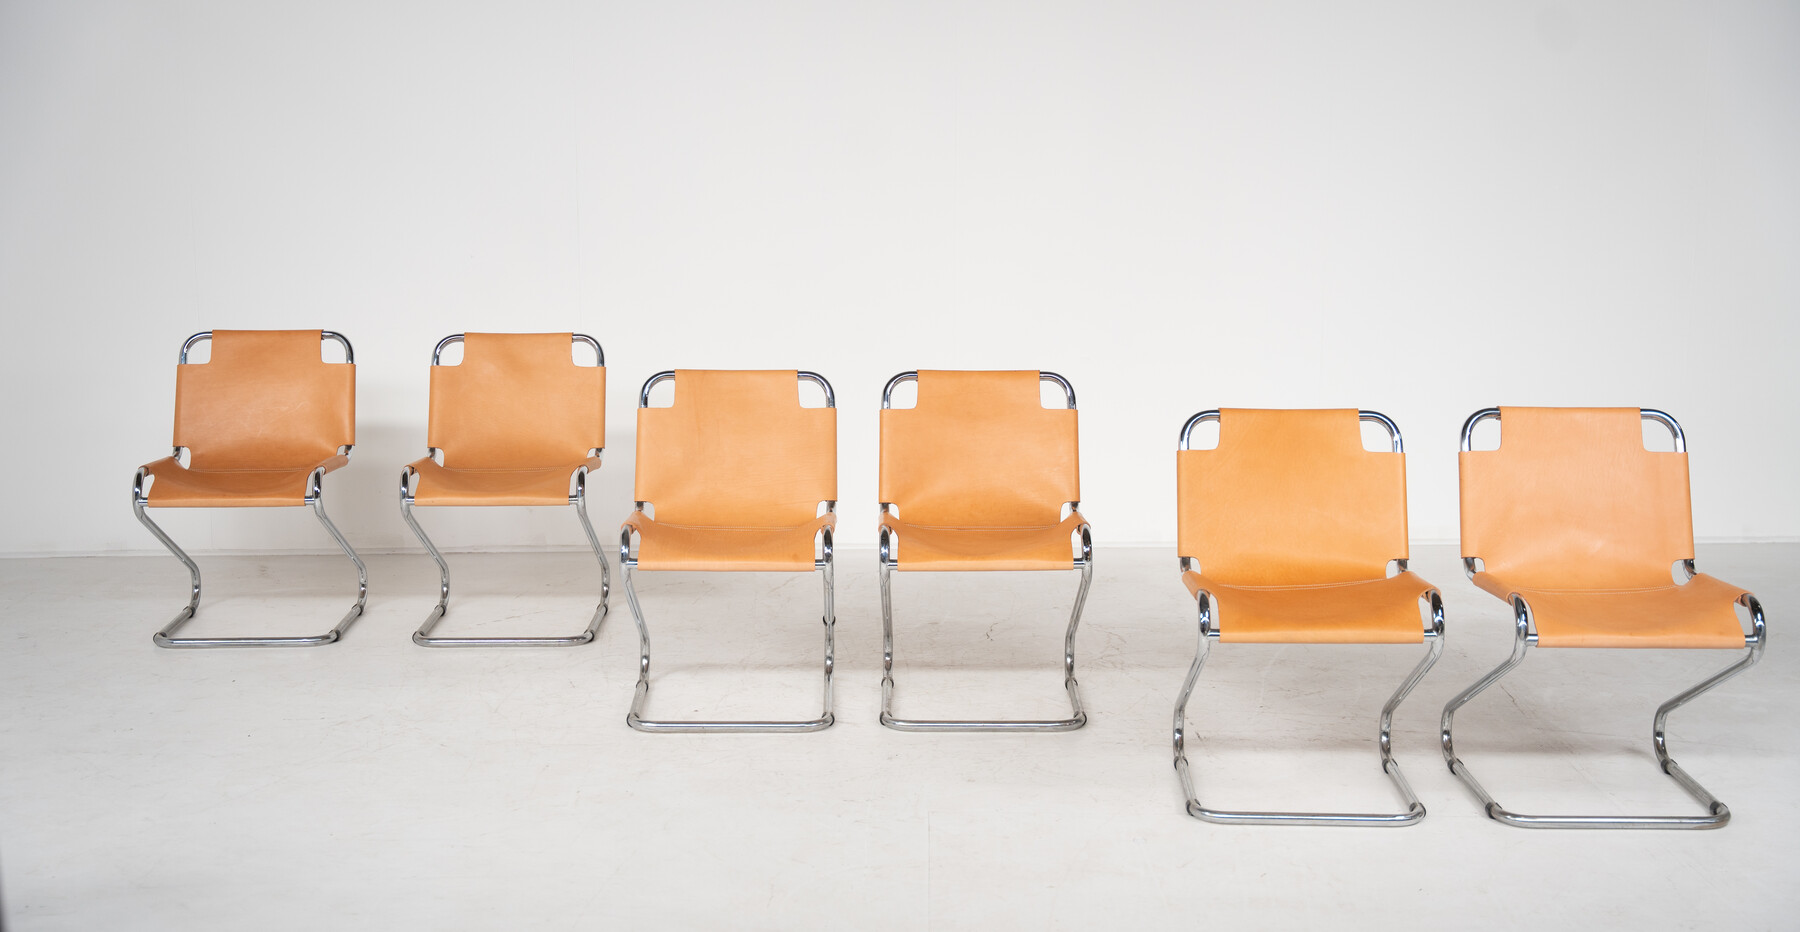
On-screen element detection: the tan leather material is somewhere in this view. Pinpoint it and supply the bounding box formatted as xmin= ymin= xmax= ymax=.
xmin=141 ymin=454 xmax=348 ymax=508
xmin=1460 ymin=407 xmax=1694 ymax=590
xmin=1178 ymin=408 xmax=1407 ymax=586
xmin=634 ymin=370 xmax=836 ymax=527
xmin=879 ymin=370 xmax=1078 ymax=527
xmin=1474 ymin=572 xmax=1748 ymax=649
xmin=1174 ymin=408 xmax=1432 ymax=644
xmin=173 ymin=330 xmax=355 ymax=470
xmin=883 ymin=512 xmax=1085 ymax=572
xmin=427 ymin=333 xmax=605 ymax=470
xmin=625 ymin=511 xmax=834 ymax=573
xmin=407 ymin=457 xmax=595 ymax=507
xmin=1183 ymin=570 xmax=1430 ymax=644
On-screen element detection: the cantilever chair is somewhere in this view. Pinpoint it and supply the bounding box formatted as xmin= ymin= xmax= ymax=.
xmin=132 ymin=329 xmax=366 ymax=648
xmin=1172 ymin=409 xmax=1445 ymax=825
xmin=1441 ymin=406 xmax=1766 ymax=829
xmin=620 ymin=370 xmax=837 ymax=732
xmin=399 ymin=333 xmax=610 ymax=647
xmin=877 ymin=370 xmax=1093 ymax=732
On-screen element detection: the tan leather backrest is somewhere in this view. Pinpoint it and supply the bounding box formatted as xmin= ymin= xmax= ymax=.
xmin=174 ymin=329 xmax=355 ymax=470
xmin=879 ymin=370 xmax=1079 ymax=527
xmin=1461 ymin=406 xmax=1694 ymax=589
xmin=634 ymin=370 xmax=836 ymax=526
xmin=427 ymin=332 xmax=605 ymax=469
xmin=1178 ymin=408 xmax=1407 ymax=585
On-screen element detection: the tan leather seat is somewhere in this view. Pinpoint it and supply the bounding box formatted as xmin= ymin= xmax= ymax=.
xmin=141 ymin=329 xmax=355 ymax=507
xmin=627 ymin=369 xmax=836 ymax=570
xmin=406 ymin=332 xmax=604 ymax=505
xmin=1441 ymin=406 xmax=1764 ymax=829
xmin=1461 ymin=406 xmax=1749 ymax=649
xmin=1180 ymin=572 xmax=1432 ymax=644
xmin=141 ymin=459 xmax=349 ymax=508
xmin=1177 ymin=408 xmax=1432 ymax=643
xmin=876 ymin=369 xmax=1094 ymax=732
xmin=399 ymin=333 xmax=610 ymax=648
xmin=880 ymin=370 xmax=1083 ymax=570
xmin=880 ymin=514 xmax=1084 ymax=571
xmin=1170 ymin=407 xmax=1443 ymax=825
xmin=625 ymin=513 xmax=834 ymax=572
xmin=621 ymin=369 xmax=839 ymax=732
xmin=132 ymin=329 xmax=366 ymax=648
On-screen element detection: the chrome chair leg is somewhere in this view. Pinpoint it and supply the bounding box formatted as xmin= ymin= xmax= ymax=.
xmin=1440 ymin=594 xmax=1765 ymax=829
xmin=623 ymin=525 xmax=836 ymax=733
xmin=402 ymin=466 xmax=610 ymax=647
xmin=140 ymin=466 xmax=367 ymax=648
xmin=1173 ymin=590 xmax=1445 ymax=825
xmin=879 ymin=524 xmax=1091 ymax=732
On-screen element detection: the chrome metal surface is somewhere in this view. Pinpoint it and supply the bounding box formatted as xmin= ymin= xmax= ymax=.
xmin=881 ymin=370 xmax=1076 ymax=409
xmin=639 ymin=370 xmax=676 ymax=406
xmin=1172 ymin=588 xmax=1445 ymax=825
xmin=797 ymin=370 xmax=835 ymax=407
xmin=401 ymin=465 xmax=610 ymax=647
xmin=1439 ymin=593 xmax=1764 ymax=829
xmin=1179 ymin=409 xmax=1401 ymax=452
xmin=432 ymin=332 xmax=601 ymax=365
xmin=1461 ymin=406 xmax=1683 ymax=454
xmin=639 ymin=370 xmax=833 ymax=408
xmin=179 ymin=331 xmax=210 ymax=363
xmin=180 ymin=330 xmax=354 ymax=364
xmin=1459 ymin=407 xmax=1502 ymax=451
xmin=877 ymin=521 xmax=1092 ymax=732
xmin=1640 ymin=408 xmax=1685 ymax=452
xmin=138 ymin=465 xmax=367 ymax=648
xmin=620 ymin=512 xmax=836 ymax=733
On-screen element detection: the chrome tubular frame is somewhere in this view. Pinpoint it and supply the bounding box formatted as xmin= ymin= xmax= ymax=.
xmin=621 ymin=370 xmax=837 ymax=733
xmin=401 ymin=333 xmax=610 ymax=647
xmin=138 ymin=332 xmax=366 ymax=648
xmin=877 ymin=370 xmax=1089 ymax=732
xmin=1180 ymin=409 xmax=1403 ymax=453
xmin=1441 ymin=406 xmax=1762 ymax=829
xmin=1172 ymin=590 xmax=1445 ymax=825
xmin=1170 ymin=408 xmax=1439 ymax=824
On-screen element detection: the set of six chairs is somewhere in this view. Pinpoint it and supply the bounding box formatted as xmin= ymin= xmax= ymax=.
xmin=131 ymin=329 xmax=1768 ymax=829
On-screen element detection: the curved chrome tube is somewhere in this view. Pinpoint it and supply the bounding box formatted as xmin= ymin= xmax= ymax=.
xmin=401 ymin=464 xmax=610 ymax=647
xmin=138 ymin=465 xmax=367 ymax=648
xmin=639 ymin=370 xmax=835 ymax=408
xmin=877 ymin=518 xmax=1091 ymax=732
xmin=432 ymin=332 xmax=602 ymax=366
xmin=621 ymin=510 xmax=837 ymax=733
xmin=1460 ymin=407 xmax=1684 ymax=453
xmin=1180 ymin=409 xmax=1401 ymax=452
xmin=1172 ymin=588 xmax=1444 ymax=826
xmin=1439 ymin=591 xmax=1761 ymax=828
xmin=882 ymin=370 xmax=1076 ymax=409
xmin=180 ymin=330 xmax=354 ymax=364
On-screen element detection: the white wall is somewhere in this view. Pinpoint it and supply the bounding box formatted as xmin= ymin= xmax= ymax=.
xmin=2 ymin=0 xmax=1796 ymax=555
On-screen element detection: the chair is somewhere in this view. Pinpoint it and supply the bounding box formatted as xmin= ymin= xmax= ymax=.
xmin=132 ymin=329 xmax=366 ymax=648
xmin=620 ymin=370 xmax=837 ymax=732
xmin=1441 ymin=406 xmax=1766 ymax=829
xmin=1171 ymin=409 xmax=1444 ymax=825
xmin=877 ymin=370 xmax=1093 ymax=731
xmin=399 ymin=333 xmax=610 ymax=646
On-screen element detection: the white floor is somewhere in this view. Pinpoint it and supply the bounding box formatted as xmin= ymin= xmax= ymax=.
xmin=1 ymin=544 xmax=1794 ymax=930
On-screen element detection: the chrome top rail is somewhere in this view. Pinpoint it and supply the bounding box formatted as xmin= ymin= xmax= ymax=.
xmin=181 ymin=330 xmax=354 ymax=364
xmin=1641 ymin=409 xmax=1685 ymax=452
xmin=881 ymin=370 xmax=1076 ymax=409
xmin=637 ymin=370 xmax=834 ymax=408
xmin=432 ymin=333 xmax=602 ymax=366
xmin=1180 ymin=409 xmax=1403 ymax=452
xmin=1460 ymin=407 xmax=1684 ymax=453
